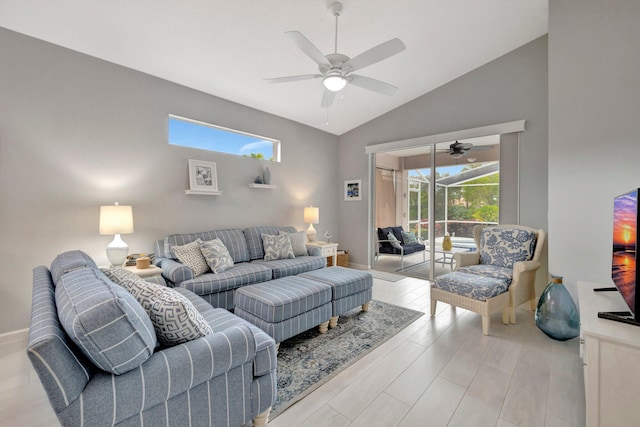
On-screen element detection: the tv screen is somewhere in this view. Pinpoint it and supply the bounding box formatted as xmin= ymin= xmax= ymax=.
xmin=612 ymin=189 xmax=639 ymax=316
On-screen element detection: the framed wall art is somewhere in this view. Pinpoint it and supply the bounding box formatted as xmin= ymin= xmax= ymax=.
xmin=186 ymin=159 xmax=220 ymax=195
xmin=344 ymin=179 xmax=362 ymax=201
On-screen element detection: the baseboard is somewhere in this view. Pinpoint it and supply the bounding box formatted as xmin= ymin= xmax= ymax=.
xmin=0 ymin=328 xmax=29 ymax=346
xmin=348 ymin=262 xmax=370 ymax=271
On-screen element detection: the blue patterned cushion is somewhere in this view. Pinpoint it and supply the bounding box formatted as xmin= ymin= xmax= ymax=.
xmin=479 ymin=227 xmax=537 ymax=268
xmin=119 ymin=279 xmax=213 ymax=346
xmin=457 ymin=264 xmax=513 ymax=285
xmin=435 ymin=272 xmax=509 ymax=301
xmin=199 ymin=238 xmax=234 ymax=273
xmin=261 ymin=233 xmax=295 ymax=261
xmin=401 ymin=230 xmax=419 ymax=244
xmin=55 ymin=268 xmax=157 ymax=374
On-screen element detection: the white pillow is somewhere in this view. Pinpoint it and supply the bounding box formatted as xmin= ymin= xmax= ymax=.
xmin=119 ymin=279 xmax=213 ymax=346
xmin=172 ymin=239 xmax=210 ymax=276
xmin=261 ymin=233 xmax=295 ymax=261
xmin=199 ymin=238 xmax=234 ymax=273
xmin=279 ymin=230 xmax=308 ymax=257
xmin=387 ymin=232 xmax=403 ymax=250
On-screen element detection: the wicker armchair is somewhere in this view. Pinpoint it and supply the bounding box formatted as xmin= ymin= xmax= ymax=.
xmin=430 ymin=224 xmax=546 ymax=335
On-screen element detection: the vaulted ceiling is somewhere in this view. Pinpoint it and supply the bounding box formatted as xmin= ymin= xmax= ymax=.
xmin=0 ymin=0 xmax=548 ymax=135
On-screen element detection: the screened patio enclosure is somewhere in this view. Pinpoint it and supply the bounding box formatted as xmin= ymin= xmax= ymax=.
xmin=374 ymin=136 xmax=502 ymax=276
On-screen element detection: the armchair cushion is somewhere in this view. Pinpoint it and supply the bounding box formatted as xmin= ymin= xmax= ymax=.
xmin=55 ymin=268 xmax=157 ymax=375
xmin=377 ymin=226 xmax=404 ymax=250
xmin=479 ymin=227 xmax=537 ymax=268
xmin=434 ymin=272 xmax=509 ymax=301
xmin=457 ymin=264 xmax=513 ymax=285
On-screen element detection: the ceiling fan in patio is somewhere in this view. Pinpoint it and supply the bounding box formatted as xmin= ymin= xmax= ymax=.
xmin=441 ymin=141 xmax=493 ymax=159
xmin=264 ymin=1 xmax=406 ymax=108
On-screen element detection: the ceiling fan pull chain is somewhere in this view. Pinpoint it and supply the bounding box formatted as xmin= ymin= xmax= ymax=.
xmin=334 ymin=11 xmax=339 ymax=54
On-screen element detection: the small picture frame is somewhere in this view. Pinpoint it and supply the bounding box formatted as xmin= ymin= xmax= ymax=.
xmin=344 ymin=179 xmax=362 ymax=201
xmin=188 ymin=159 xmax=218 ymax=193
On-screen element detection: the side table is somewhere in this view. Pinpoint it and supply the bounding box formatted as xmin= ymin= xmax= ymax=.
xmin=124 ymin=264 xmax=165 ymax=285
xmin=306 ymin=242 xmax=339 ymax=267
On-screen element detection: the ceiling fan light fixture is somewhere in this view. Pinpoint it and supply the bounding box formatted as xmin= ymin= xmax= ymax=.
xmin=323 ymin=74 xmax=346 ymax=92
xmin=450 ymin=152 xmax=464 ymax=159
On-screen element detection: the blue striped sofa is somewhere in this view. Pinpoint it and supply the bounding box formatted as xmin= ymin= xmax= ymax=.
xmin=27 ymin=250 xmax=277 ymax=427
xmin=154 ymin=226 xmax=327 ymax=309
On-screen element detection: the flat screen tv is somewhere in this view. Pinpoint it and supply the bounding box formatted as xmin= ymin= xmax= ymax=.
xmin=601 ymin=188 xmax=640 ymax=326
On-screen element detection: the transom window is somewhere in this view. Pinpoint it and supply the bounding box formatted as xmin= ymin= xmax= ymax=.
xmin=168 ymin=115 xmax=281 ymax=162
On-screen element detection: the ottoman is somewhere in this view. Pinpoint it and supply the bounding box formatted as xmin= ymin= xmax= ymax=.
xmin=300 ymin=266 xmax=373 ymax=328
xmin=234 ymin=275 xmax=332 ymax=346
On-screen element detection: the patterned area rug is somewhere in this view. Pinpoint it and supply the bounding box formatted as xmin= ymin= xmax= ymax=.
xmin=271 ymin=300 xmax=424 ymax=418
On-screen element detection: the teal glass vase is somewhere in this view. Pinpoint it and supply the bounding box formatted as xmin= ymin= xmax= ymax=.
xmin=535 ymin=275 xmax=580 ymax=341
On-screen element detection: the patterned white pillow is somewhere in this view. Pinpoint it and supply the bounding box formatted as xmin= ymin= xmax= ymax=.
xmin=119 ymin=279 xmax=213 ymax=346
xmin=172 ymin=239 xmax=210 ymax=276
xmin=261 ymin=233 xmax=295 ymax=261
xmin=279 ymin=230 xmax=308 ymax=256
xmin=199 ymin=238 xmax=234 ymax=273
xmin=387 ymin=232 xmax=403 ymax=250
xmin=101 ymin=266 xmax=144 ymax=284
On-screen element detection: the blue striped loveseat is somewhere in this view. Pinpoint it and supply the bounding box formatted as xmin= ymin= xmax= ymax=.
xmin=27 ymin=250 xmax=277 ymax=427
xmin=154 ymin=226 xmax=327 ymax=309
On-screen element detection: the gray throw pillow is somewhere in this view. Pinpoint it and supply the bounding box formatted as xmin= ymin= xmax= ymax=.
xmin=279 ymin=230 xmax=308 ymax=256
xmin=172 ymin=239 xmax=210 ymax=276
xmin=387 ymin=231 xmax=403 ymax=250
xmin=120 ymin=279 xmax=213 ymax=346
xmin=199 ymin=238 xmax=234 ymax=273
xmin=262 ymin=233 xmax=295 ymax=261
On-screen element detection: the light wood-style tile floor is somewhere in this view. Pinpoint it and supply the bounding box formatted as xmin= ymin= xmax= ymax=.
xmin=0 ymin=276 xmax=585 ymax=427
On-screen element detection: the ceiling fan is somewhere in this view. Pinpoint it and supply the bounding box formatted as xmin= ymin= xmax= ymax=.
xmin=265 ymin=1 xmax=406 ymax=108
xmin=441 ymin=141 xmax=493 ymax=159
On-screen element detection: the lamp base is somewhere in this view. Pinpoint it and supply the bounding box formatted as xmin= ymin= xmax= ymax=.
xmin=306 ymin=224 xmax=317 ymax=242
xmin=106 ymin=234 xmax=129 ymax=267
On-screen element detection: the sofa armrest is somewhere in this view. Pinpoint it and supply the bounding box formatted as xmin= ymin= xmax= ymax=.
xmin=75 ymin=324 xmax=258 ymax=426
xmin=155 ymin=257 xmax=193 ymax=284
xmin=453 ymin=251 xmax=480 ymax=269
xmin=307 ymin=246 xmax=323 ymax=257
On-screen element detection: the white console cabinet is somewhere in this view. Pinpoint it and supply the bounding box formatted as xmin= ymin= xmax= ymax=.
xmin=578 ymin=281 xmax=640 ymax=427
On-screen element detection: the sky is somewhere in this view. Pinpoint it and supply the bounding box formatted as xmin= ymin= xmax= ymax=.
xmin=613 ymin=190 xmax=637 ymax=248
xmin=168 ymin=116 xmax=277 ymax=160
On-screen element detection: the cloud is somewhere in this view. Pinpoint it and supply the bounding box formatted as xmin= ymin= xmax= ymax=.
xmin=240 ymin=140 xmax=272 ymax=153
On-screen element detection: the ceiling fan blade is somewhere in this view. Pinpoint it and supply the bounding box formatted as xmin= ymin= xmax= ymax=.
xmin=343 ymin=38 xmax=406 ymax=72
xmin=285 ymin=31 xmax=331 ymax=68
xmin=349 ymin=74 xmax=398 ymax=96
xmin=321 ymin=90 xmax=336 ymax=108
xmin=264 ymin=74 xmax=322 ymax=83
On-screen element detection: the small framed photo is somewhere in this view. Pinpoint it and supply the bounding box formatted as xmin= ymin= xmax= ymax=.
xmin=188 ymin=159 xmax=218 ymax=193
xmin=344 ymin=179 xmax=362 ymax=201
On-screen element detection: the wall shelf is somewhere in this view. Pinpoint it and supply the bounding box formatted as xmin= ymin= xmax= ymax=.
xmin=185 ymin=190 xmax=223 ymax=195
xmin=248 ymin=184 xmax=277 ymax=189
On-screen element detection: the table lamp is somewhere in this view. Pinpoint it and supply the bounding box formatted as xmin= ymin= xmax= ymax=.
xmin=304 ymin=206 xmax=319 ymax=242
xmin=99 ymin=202 xmax=134 ymax=266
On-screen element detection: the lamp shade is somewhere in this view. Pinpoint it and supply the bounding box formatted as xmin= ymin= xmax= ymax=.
xmin=304 ymin=206 xmax=319 ymax=224
xmin=99 ymin=204 xmax=134 ymax=235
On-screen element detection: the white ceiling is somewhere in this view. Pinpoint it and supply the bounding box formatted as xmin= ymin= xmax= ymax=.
xmin=0 ymin=0 xmax=548 ymax=136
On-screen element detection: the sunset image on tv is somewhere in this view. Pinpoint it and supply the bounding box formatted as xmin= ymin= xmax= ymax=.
xmin=612 ymin=190 xmax=637 ymax=313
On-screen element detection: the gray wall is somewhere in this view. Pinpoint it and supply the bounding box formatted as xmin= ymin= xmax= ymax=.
xmin=338 ymin=36 xmax=549 ymax=291
xmin=548 ymin=0 xmax=640 ymax=298
xmin=0 ymin=28 xmax=339 ymax=334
